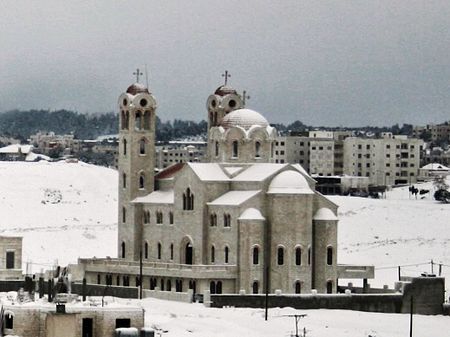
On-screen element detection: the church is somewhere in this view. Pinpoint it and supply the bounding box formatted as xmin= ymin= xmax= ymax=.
xmin=77 ymin=77 xmax=373 ymax=295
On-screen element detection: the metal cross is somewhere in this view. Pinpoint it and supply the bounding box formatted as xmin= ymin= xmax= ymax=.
xmin=133 ymin=68 xmax=143 ymax=83
xmin=222 ymin=70 xmax=231 ymax=86
xmin=242 ymin=90 xmax=250 ymax=105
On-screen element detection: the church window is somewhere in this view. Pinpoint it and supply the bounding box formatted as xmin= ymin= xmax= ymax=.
xmin=210 ymin=213 xmax=217 ymax=227
xmin=169 ymin=212 xmax=174 ymax=225
xmin=308 ymin=246 xmax=311 ymax=265
xmin=252 ymin=281 xmax=259 ymax=294
xmin=210 ymin=281 xmax=216 ymax=294
xmin=252 ymin=246 xmax=259 ymax=265
xmin=5 ymin=312 xmax=13 ymax=329
xmin=295 ymin=247 xmax=302 ymax=266
xmin=121 ymin=110 xmax=126 ymax=130
xmin=327 ymin=280 xmax=333 ymax=293
xmin=224 ymin=246 xmax=230 ymax=263
xmin=183 ymin=188 xmax=194 ymax=210
xmin=277 ymin=247 xmax=284 ymax=265
xmin=116 ymin=275 xmax=120 ymax=286
xmin=135 ymin=111 xmax=142 ymax=130
xmin=139 ymin=174 xmax=145 ymax=189
xmin=139 ymin=138 xmax=146 ymax=155
xmin=167 ymin=279 xmax=172 ymax=291
xmin=156 ymin=211 xmax=163 ymax=224
xmin=97 ymin=274 xmax=101 ymax=285
xmin=122 ymin=207 xmax=126 ymax=223
xmin=211 ymin=245 xmax=215 ymax=263
xmin=295 ymin=281 xmax=301 ymax=294
xmin=327 ymin=246 xmax=333 ymax=265
xmin=143 ymin=211 xmax=150 ymax=224
xmin=170 ymin=243 xmax=174 ymax=260
xmin=223 ymin=214 xmax=231 ymax=227
xmin=144 ymin=242 xmax=149 ymax=259
xmin=123 ymin=139 xmax=127 ymax=156
xmin=160 ymin=278 xmax=164 ymax=291
xmin=123 ymin=275 xmax=129 ymax=286
xmin=6 ymin=251 xmax=14 ymax=269
xmin=125 ymin=111 xmax=130 ymax=129
xmin=215 ymin=141 xmax=219 ymax=157
xmin=122 ymin=172 xmax=127 ymax=188
xmin=157 ymin=242 xmax=162 ymax=259
xmin=229 ymin=99 xmax=236 ymax=108
xmin=255 ymin=141 xmax=261 ymax=158
xmin=143 ymin=110 xmax=151 ymax=130
xmin=232 ymin=141 xmax=239 ymax=158
xmin=121 ymin=241 xmax=126 ymax=258
xmin=216 ymin=281 xmax=222 ymax=294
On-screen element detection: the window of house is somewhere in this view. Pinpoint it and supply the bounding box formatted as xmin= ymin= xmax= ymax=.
xmin=210 ymin=213 xmax=217 ymax=226
xmin=295 ymin=247 xmax=302 ymax=266
xmin=139 ymin=174 xmax=145 ymax=189
xmin=169 ymin=212 xmax=174 ymax=225
xmin=252 ymin=281 xmax=259 ymax=294
xmin=139 ymin=138 xmax=146 ymax=155
xmin=183 ymin=188 xmax=194 ymax=210
xmin=121 ymin=242 xmax=126 ymax=259
xmin=170 ymin=243 xmax=174 ymax=260
xmin=157 ymin=242 xmax=162 ymax=259
xmin=156 ymin=211 xmax=163 ymax=224
xmin=277 ymin=247 xmax=284 ymax=265
xmin=327 ymin=246 xmax=333 ymax=265
xmin=144 ymin=242 xmax=149 ymax=259
xmin=223 ymin=213 xmax=231 ymax=227
xmin=224 ymin=246 xmax=229 ymax=263
xmin=211 ymin=246 xmax=215 ymax=263
xmin=253 ymin=246 xmax=259 ymax=265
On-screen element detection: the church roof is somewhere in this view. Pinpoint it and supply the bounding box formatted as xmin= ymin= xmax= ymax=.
xmin=131 ymin=189 xmax=174 ymax=204
xmin=126 ymin=83 xmax=150 ymax=95
xmin=267 ymin=170 xmax=314 ymax=194
xmin=220 ymin=109 xmax=269 ymax=130
xmin=214 ymin=85 xmax=237 ymax=96
xmin=188 ymin=163 xmax=230 ymax=181
xmin=232 ymin=163 xmax=287 ymax=182
xmin=207 ymin=190 xmax=261 ymax=206
xmin=313 ymin=207 xmax=338 ymax=221
xmin=238 ymin=208 xmax=265 ymax=221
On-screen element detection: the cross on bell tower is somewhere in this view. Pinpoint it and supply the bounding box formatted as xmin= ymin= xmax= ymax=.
xmin=133 ymin=68 xmax=143 ymax=83
xmin=221 ymin=70 xmax=231 ymax=86
xmin=241 ymin=90 xmax=250 ymax=105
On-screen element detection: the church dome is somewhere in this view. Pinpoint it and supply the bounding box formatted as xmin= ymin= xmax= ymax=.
xmin=126 ymin=83 xmax=150 ymax=95
xmin=220 ymin=109 xmax=269 ymax=130
xmin=268 ymin=170 xmax=313 ymax=194
xmin=214 ymin=85 xmax=237 ymax=96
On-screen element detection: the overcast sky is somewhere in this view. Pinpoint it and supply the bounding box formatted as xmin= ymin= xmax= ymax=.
xmin=1 ymin=1 xmax=449 ymax=126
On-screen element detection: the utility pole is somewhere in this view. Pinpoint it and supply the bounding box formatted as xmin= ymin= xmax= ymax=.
xmin=431 ymin=259 xmax=434 ymax=274
xmin=409 ymin=297 xmax=414 ymax=337
xmin=398 ymin=266 xmax=401 ymax=281
xmin=264 ymin=265 xmax=269 ymax=321
xmin=283 ymin=314 xmax=307 ymax=337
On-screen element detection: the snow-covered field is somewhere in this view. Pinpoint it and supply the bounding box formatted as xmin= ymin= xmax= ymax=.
xmin=0 ymin=161 xmax=449 ymax=336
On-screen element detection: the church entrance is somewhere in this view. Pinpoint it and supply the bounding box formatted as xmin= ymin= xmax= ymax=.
xmin=185 ymin=243 xmax=193 ymax=265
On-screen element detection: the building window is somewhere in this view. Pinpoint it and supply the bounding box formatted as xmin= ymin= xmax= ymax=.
xmin=139 ymin=138 xmax=146 ymax=155
xmin=183 ymin=188 xmax=194 ymax=210
xmin=5 ymin=312 xmax=13 ymax=329
xmin=255 ymin=141 xmax=261 ymax=158
xmin=169 ymin=212 xmax=174 ymax=225
xmin=122 ymin=207 xmax=126 ymax=223
xmin=6 ymin=251 xmax=14 ymax=269
xmin=135 ymin=111 xmax=142 ymax=130
xmin=327 ymin=246 xmax=333 ymax=265
xmin=252 ymin=281 xmax=259 ymax=294
xmin=170 ymin=243 xmax=174 ymax=260
xmin=139 ymin=174 xmax=145 ymax=189
xmin=97 ymin=274 xmax=101 ymax=285
xmin=210 ymin=213 xmax=217 ymax=226
xmin=123 ymin=139 xmax=127 ymax=156
xmin=122 ymin=172 xmax=127 ymax=188
xmin=327 ymin=280 xmax=333 ymax=293
xmin=144 ymin=242 xmax=149 ymax=259
xmin=295 ymin=281 xmax=301 ymax=294
xmin=215 ymin=141 xmax=219 ymax=157
xmin=252 ymin=246 xmax=259 ymax=265
xmin=295 ymin=247 xmax=302 ymax=266
xmin=223 ymin=213 xmax=231 ymax=227
xmin=308 ymin=246 xmax=311 ymax=265
xmin=232 ymin=140 xmax=239 ymax=158
xmin=277 ymin=247 xmax=284 ymax=265
xmin=211 ymin=246 xmax=215 ymax=263
xmin=224 ymin=246 xmax=230 ymax=263
xmin=156 ymin=211 xmax=163 ymax=224
xmin=157 ymin=242 xmax=162 ymax=260
xmin=121 ymin=242 xmax=126 ymax=259
xmin=143 ymin=110 xmax=151 ymax=130
xmin=143 ymin=211 xmax=150 ymax=224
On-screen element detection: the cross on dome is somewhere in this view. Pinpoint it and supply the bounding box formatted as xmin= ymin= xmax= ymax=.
xmin=133 ymin=68 xmax=143 ymax=83
xmin=221 ymin=70 xmax=231 ymax=86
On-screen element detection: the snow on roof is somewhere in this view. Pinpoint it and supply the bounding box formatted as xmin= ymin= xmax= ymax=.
xmin=25 ymin=152 xmax=50 ymax=162
xmin=132 ymin=189 xmax=174 ymax=204
xmin=238 ymin=207 xmax=265 ymax=220
xmin=0 ymin=144 xmax=33 ymax=154
xmin=313 ymin=207 xmax=338 ymax=221
xmin=268 ymin=170 xmax=314 ymax=194
xmin=220 ymin=108 xmax=269 ymax=130
xmin=421 ymin=163 xmax=450 ymax=171
xmin=188 ymin=163 xmax=230 ymax=181
xmin=207 ymin=190 xmax=261 ymax=206
xmin=232 ymin=163 xmax=286 ymax=182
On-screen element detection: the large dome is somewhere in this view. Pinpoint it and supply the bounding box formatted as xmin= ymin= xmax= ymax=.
xmin=214 ymin=85 xmax=237 ymax=96
xmin=220 ymin=109 xmax=269 ymax=130
xmin=268 ymin=170 xmax=313 ymax=194
xmin=126 ymin=83 xmax=150 ymax=95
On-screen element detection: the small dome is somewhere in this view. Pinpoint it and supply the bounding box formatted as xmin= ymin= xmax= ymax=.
xmin=214 ymin=85 xmax=237 ymax=96
xmin=126 ymin=83 xmax=150 ymax=95
xmin=313 ymin=208 xmax=338 ymax=221
xmin=238 ymin=208 xmax=265 ymax=221
xmin=268 ymin=170 xmax=313 ymax=194
xmin=220 ymin=109 xmax=269 ymax=130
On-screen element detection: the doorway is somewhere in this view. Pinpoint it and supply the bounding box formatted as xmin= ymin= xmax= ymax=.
xmin=82 ymin=318 xmax=93 ymax=337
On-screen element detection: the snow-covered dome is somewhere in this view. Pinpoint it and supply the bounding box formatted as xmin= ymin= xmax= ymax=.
xmin=268 ymin=170 xmax=313 ymax=194
xmin=126 ymin=83 xmax=150 ymax=95
xmin=214 ymin=85 xmax=237 ymax=96
xmin=313 ymin=207 xmax=338 ymax=221
xmin=220 ymin=109 xmax=269 ymax=130
xmin=238 ymin=208 xmax=265 ymax=221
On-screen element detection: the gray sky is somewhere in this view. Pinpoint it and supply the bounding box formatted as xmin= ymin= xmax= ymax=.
xmin=1 ymin=1 xmax=449 ymax=126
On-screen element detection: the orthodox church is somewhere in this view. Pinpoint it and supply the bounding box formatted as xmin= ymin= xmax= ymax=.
xmin=78 ymin=78 xmax=373 ymax=295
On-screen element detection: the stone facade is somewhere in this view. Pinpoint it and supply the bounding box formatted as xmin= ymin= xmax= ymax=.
xmin=0 ymin=235 xmax=22 ymax=280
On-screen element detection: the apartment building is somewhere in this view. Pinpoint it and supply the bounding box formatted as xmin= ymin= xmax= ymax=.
xmin=412 ymin=122 xmax=450 ymax=143
xmin=155 ymin=141 xmax=206 ymax=170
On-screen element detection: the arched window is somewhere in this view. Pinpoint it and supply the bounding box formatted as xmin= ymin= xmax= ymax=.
xmin=143 ymin=211 xmax=150 ymax=224
xmin=327 ymin=246 xmax=333 ymax=266
xmin=121 ymin=241 xmax=126 ymax=259
xmin=123 ymin=275 xmax=129 ymax=286
xmin=139 ymin=138 xmax=146 ymax=155
xmin=216 ymin=281 xmax=222 ymax=294
xmin=116 ymin=275 xmax=120 ymax=286
xmin=122 ymin=172 xmax=127 ymax=189
xmin=144 ymin=242 xmax=149 ymax=259
xmin=210 ymin=213 xmax=217 ymax=226
xmin=121 ymin=110 xmax=126 ymax=130
xmin=160 ymin=278 xmax=164 ymax=291
xmin=224 ymin=246 xmax=230 ymax=263
xmin=185 ymin=242 xmax=193 ymax=265
xmin=308 ymin=246 xmax=311 ymax=265
xmin=125 ymin=111 xmax=130 ymax=129
xmin=169 ymin=212 xmax=174 ymax=224
xmin=167 ymin=279 xmax=172 ymax=291
xmin=210 ymin=281 xmax=216 ymax=294
xmin=211 ymin=245 xmax=215 ymax=263
xmin=295 ymin=247 xmax=302 ymax=266
xmin=97 ymin=274 xmax=101 ymax=285
xmin=156 ymin=211 xmax=163 ymax=224
xmin=170 ymin=243 xmax=174 ymax=260
xmin=277 ymin=246 xmax=284 ymax=265
xmin=252 ymin=246 xmax=259 ymax=265
xmin=139 ymin=174 xmax=145 ymax=189
xmin=223 ymin=213 xmax=231 ymax=227
xmin=327 ymin=280 xmax=333 ymax=294
xmin=255 ymin=141 xmax=261 ymax=158
xmin=295 ymin=281 xmax=301 ymax=294
xmin=232 ymin=140 xmax=239 ymax=158
xmin=135 ymin=111 xmax=142 ymax=130
xmin=122 ymin=207 xmax=126 ymax=223
xmin=143 ymin=111 xmax=151 ymax=130
xmin=123 ymin=139 xmax=127 ymax=156
xmin=183 ymin=188 xmax=194 ymax=210
xmin=252 ymin=281 xmax=259 ymax=294
xmin=157 ymin=242 xmax=162 ymax=260
xmin=215 ymin=141 xmax=219 ymax=157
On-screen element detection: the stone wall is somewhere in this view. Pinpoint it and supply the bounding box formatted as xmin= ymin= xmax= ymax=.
xmin=72 ymin=282 xmax=139 ymax=299
xmin=143 ymin=288 xmax=193 ymax=302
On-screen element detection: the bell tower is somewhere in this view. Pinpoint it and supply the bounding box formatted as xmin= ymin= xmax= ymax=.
xmin=117 ymin=72 xmax=157 ymax=261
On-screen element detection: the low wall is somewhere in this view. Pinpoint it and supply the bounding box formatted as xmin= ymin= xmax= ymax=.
xmin=0 ymin=280 xmax=27 ymax=292
xmin=210 ymin=277 xmax=446 ymax=315
xmin=142 ymin=288 xmax=193 ymax=303
xmin=71 ymin=283 xmax=139 ymax=299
